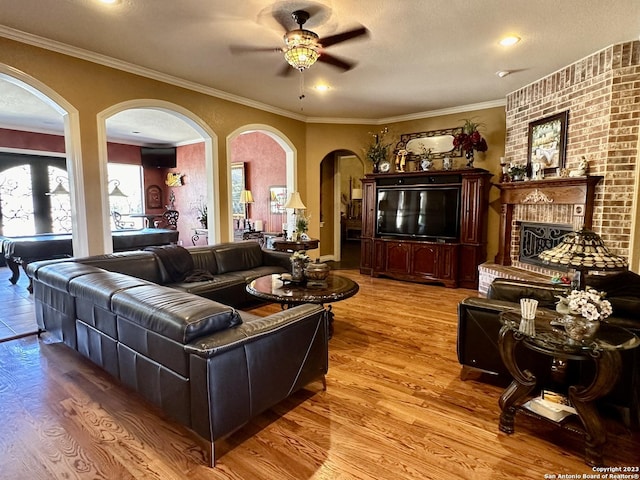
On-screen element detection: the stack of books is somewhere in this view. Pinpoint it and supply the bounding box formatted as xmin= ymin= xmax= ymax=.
xmin=522 ymin=390 xmax=577 ymax=422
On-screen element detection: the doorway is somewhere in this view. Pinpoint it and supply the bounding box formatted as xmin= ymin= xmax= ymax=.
xmin=319 ymin=151 xmax=364 ymax=269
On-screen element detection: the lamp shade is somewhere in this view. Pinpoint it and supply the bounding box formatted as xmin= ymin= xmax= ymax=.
xmin=283 ymin=29 xmax=320 ymax=70
xmin=538 ymin=228 xmax=628 ymax=270
xmin=284 ymin=192 xmax=306 ymax=210
xmin=239 ymin=189 xmax=254 ymax=204
xmin=48 ymin=181 xmax=69 ymax=195
xmin=352 ymin=188 xmax=363 ymax=200
xmin=109 ymin=180 xmax=127 ymax=197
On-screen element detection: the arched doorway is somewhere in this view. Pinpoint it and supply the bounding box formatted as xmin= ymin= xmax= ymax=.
xmin=0 ymin=66 xmax=86 ymax=252
xmin=227 ymin=125 xmax=296 ymax=242
xmin=98 ymin=101 xmax=218 ymax=251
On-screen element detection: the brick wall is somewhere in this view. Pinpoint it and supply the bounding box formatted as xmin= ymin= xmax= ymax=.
xmin=505 ymin=41 xmax=640 ymax=260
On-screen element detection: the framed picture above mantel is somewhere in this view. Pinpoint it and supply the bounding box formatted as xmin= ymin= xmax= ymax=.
xmin=527 ymin=110 xmax=568 ymax=176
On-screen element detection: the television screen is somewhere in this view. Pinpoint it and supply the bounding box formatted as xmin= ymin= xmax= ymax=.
xmin=141 ymin=147 xmax=177 ymax=168
xmin=376 ymin=186 xmax=460 ymax=239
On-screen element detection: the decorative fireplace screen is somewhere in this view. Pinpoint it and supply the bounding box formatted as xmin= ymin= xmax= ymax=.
xmin=519 ymin=222 xmax=573 ymax=268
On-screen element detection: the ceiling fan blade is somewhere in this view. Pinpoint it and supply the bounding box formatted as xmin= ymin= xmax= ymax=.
xmin=277 ymin=63 xmax=295 ymax=77
xmin=319 ymin=27 xmax=369 ymax=48
xmin=229 ymin=45 xmax=283 ymax=54
xmin=318 ymin=53 xmax=355 ymax=71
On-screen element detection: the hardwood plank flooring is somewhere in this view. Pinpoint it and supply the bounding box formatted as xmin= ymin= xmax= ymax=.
xmin=0 ymin=268 xmax=638 ymax=479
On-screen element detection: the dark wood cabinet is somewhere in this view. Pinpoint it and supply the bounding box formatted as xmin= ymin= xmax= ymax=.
xmin=360 ymin=169 xmax=492 ymax=288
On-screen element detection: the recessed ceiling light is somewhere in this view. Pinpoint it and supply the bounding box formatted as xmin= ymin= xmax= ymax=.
xmin=314 ymin=84 xmax=330 ymax=92
xmin=496 ymin=70 xmax=511 ymax=78
xmin=499 ymin=35 xmax=521 ymax=47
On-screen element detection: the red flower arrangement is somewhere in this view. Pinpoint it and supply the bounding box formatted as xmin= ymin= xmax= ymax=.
xmin=453 ymin=119 xmax=488 ymax=154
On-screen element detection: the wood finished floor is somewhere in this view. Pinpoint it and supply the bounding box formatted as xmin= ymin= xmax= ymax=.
xmin=0 ymin=267 xmax=638 ymax=479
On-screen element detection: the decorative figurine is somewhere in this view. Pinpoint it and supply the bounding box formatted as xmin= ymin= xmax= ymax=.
xmin=569 ymin=156 xmax=589 ymax=177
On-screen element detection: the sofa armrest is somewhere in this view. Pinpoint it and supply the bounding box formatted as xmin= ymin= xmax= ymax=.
xmin=261 ymin=248 xmax=293 ymax=272
xmin=185 ymin=303 xmax=326 ymax=357
xmin=187 ymin=303 xmax=329 ymax=443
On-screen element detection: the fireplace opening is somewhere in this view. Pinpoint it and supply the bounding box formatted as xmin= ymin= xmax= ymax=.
xmin=518 ymin=222 xmax=573 ymax=268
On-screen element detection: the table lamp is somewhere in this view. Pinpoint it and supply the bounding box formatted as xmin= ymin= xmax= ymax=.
xmin=538 ymin=227 xmax=627 ymax=289
xmin=284 ymin=192 xmax=306 ymax=240
xmin=239 ymin=189 xmax=254 ymax=227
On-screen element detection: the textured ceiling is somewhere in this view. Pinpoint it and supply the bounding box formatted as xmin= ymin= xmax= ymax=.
xmin=1 ymin=0 xmax=639 ymax=144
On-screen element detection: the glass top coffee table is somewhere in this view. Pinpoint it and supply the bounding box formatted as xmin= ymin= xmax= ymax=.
xmin=246 ymin=273 xmax=359 ymax=337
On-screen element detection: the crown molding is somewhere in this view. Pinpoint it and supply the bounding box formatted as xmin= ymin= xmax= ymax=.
xmin=1 ymin=26 xmax=506 ymax=126
xmin=0 ymin=26 xmax=307 ymax=122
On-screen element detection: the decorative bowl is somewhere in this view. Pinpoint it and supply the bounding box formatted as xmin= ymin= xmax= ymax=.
xmin=304 ymin=259 xmax=330 ymax=282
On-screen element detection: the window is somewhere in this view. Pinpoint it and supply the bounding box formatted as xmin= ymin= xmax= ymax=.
xmin=48 ymin=166 xmax=71 ymax=233
xmin=107 ymin=163 xmax=144 ymax=230
xmin=0 ymin=154 xmax=69 ymax=236
xmin=0 ymin=165 xmax=35 ymax=236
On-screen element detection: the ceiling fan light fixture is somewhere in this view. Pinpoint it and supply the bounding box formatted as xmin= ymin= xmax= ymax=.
xmin=284 ymin=27 xmax=320 ymax=70
xmin=284 ymin=44 xmax=320 ymax=70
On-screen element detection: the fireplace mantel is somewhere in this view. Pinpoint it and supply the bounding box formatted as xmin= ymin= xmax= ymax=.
xmin=494 ymin=176 xmax=603 ymax=265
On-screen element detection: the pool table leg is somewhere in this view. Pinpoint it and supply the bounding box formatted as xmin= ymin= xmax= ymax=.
xmin=6 ymin=258 xmax=20 ymax=284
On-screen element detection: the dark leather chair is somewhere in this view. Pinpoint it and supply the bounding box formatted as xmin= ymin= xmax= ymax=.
xmin=457 ymin=275 xmax=640 ymax=428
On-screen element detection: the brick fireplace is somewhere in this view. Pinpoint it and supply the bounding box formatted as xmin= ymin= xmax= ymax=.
xmin=478 ymin=41 xmax=640 ymax=294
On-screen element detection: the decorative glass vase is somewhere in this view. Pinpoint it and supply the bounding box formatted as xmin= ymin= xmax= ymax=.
xmin=465 ymin=150 xmax=474 ymax=168
xmin=563 ymin=315 xmax=600 ymax=343
xmin=290 ymin=257 xmax=307 ymax=283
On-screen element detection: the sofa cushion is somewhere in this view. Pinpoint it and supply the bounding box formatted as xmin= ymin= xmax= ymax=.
xmin=78 ymin=251 xmax=167 ymax=284
xmin=213 ymin=242 xmax=263 ymax=274
xmin=36 ymin=263 xmax=104 ymax=292
xmin=69 ymin=271 xmax=153 ymax=310
xmin=187 ymin=247 xmax=219 ymax=274
xmin=168 ymin=273 xmax=245 ymax=296
xmin=111 ymin=284 xmax=242 ymax=344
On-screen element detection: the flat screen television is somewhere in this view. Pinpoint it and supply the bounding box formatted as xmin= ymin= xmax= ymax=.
xmin=376 ymin=186 xmax=461 ymax=240
xmin=141 ymin=147 xmax=177 ymax=168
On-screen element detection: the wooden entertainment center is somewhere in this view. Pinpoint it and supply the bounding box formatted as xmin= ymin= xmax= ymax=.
xmin=359 ymin=168 xmax=493 ymax=288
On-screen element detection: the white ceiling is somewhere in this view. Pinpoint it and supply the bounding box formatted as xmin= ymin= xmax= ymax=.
xmin=1 ymin=0 xmax=639 ymax=145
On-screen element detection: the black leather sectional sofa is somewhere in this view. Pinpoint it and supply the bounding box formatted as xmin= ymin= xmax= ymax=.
xmin=27 ymin=241 xmax=329 ymax=466
xmin=457 ymin=274 xmax=640 ymax=428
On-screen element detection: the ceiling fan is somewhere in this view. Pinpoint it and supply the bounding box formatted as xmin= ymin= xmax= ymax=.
xmin=231 ymin=10 xmax=369 ymax=75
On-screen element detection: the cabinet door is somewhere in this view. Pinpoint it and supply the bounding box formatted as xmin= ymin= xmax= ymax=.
xmin=458 ymin=244 xmax=481 ymax=288
xmin=385 ymin=241 xmax=411 ymax=274
xmin=437 ymin=244 xmax=459 ymax=281
xmin=361 ymin=179 xmax=376 ymax=238
xmin=360 ymin=238 xmax=373 ymax=273
xmin=460 ymin=175 xmax=482 ymax=244
xmin=411 ymin=243 xmax=437 ymax=277
xmin=373 ymin=239 xmax=386 ymax=271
